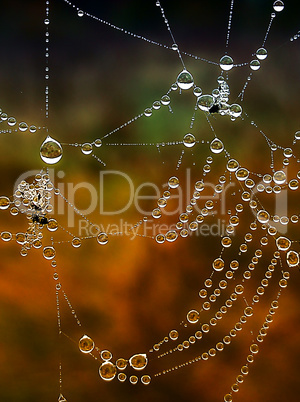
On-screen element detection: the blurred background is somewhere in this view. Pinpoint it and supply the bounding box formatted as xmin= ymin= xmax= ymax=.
xmin=0 ymin=0 xmax=300 ymax=401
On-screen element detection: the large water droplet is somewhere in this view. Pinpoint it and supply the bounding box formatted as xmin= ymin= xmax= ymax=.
xmin=273 ymin=0 xmax=284 ymax=12
xmin=79 ymin=335 xmax=95 ymax=353
xmin=40 ymin=136 xmax=63 ymax=164
xmin=256 ymin=48 xmax=268 ymax=60
xmin=273 ymin=170 xmax=286 ymax=184
xmin=198 ymin=95 xmax=214 ymax=111
xmin=129 ymin=354 xmax=148 ymax=370
xmin=99 ymin=362 xmax=117 ymax=381
xmin=210 ymin=138 xmax=224 ymax=154
xmin=176 ymin=69 xmax=194 ymax=90
xmin=58 ymin=394 xmax=67 ymax=402
xmin=250 ymin=60 xmax=260 ymax=71
xmin=0 ymin=196 xmax=11 ymax=210
xmin=219 ymin=55 xmax=234 ymax=71
xmin=183 ymin=133 xmax=196 ymax=148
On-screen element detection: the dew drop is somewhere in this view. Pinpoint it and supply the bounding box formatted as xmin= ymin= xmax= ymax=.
xmin=141 ymin=375 xmax=151 ymax=385
xmin=286 ymin=251 xmax=299 ymax=267
xmin=213 ymin=257 xmax=225 ymax=271
xmin=235 ymin=168 xmax=249 ymax=181
xmin=183 ymin=133 xmax=196 ymax=148
xmin=193 ymin=87 xmax=202 ymax=97
xmin=169 ymin=330 xmax=179 ymax=340
xmin=94 ymin=139 xmax=102 ymax=147
xmin=79 ymin=335 xmax=94 ymax=353
xmin=250 ymin=60 xmax=261 ymax=71
xmin=230 ymin=104 xmax=242 ymax=117
xmin=256 ymin=48 xmax=268 ymax=60
xmin=210 ymin=138 xmax=224 ymax=154
xmin=168 ymin=176 xmax=179 ymax=189
xmin=276 ymin=236 xmax=291 ymax=251
xmin=81 ymin=143 xmax=93 ymax=155
xmin=273 ymin=0 xmax=284 ymax=12
xmin=273 ymin=170 xmax=286 ymax=184
xmin=97 ymin=232 xmax=108 ymax=245
xmin=176 ymin=69 xmax=194 ymax=90
xmin=7 ymin=117 xmax=17 ymax=126
xmin=220 ymin=55 xmax=234 ymax=71
xmin=198 ymin=95 xmax=214 ymax=111
xmin=0 ymin=196 xmax=11 ymax=210
xmin=129 ymin=354 xmax=148 ymax=370
xmin=165 ymin=230 xmax=178 ymax=242
xmin=72 ymin=237 xmax=81 ymax=248
xmin=99 ymin=361 xmax=117 ymax=381
xmin=78 ymin=10 xmax=84 ymax=17
xmin=1 ymin=231 xmax=12 ymax=241
xmin=116 ymin=358 xmax=128 ymax=370
xmin=58 ymin=394 xmax=67 ymax=402
xmin=40 ymin=136 xmax=63 ymax=164
xmin=187 ymin=309 xmax=200 ymax=323
xmin=43 ymin=246 xmax=56 ymax=260
xmin=257 ymin=210 xmax=270 ymax=224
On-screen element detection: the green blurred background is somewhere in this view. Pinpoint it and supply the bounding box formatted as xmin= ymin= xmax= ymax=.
xmin=0 ymin=1 xmax=300 ymax=401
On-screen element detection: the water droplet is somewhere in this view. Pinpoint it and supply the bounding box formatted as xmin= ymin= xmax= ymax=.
xmin=99 ymin=362 xmax=117 ymax=381
xmin=210 ymin=138 xmax=224 ymax=154
xmin=172 ymin=43 xmax=178 ymax=51
xmin=193 ymin=87 xmax=202 ymax=97
xmin=168 ymin=176 xmax=179 ymax=189
xmin=161 ymin=95 xmax=170 ymax=105
xmin=169 ymin=330 xmax=179 ymax=340
xmin=287 ymin=251 xmax=299 ymax=267
xmin=230 ymin=104 xmax=242 ymax=117
xmin=72 ymin=237 xmax=81 ymax=248
xmin=129 ymin=354 xmax=148 ymax=370
xmin=7 ymin=117 xmax=17 ymax=126
xmin=183 ymin=133 xmax=196 ymax=148
xmin=47 ymin=219 xmax=58 ymax=231
xmin=256 ymin=48 xmax=268 ymax=60
xmin=141 ymin=375 xmax=151 ymax=385
xmin=58 ymin=394 xmax=67 ymax=402
xmin=40 ymin=136 xmax=63 ymax=164
xmin=81 ymin=143 xmax=93 ymax=155
xmin=78 ymin=10 xmax=84 ymax=17
xmin=227 ymin=159 xmax=239 ymax=172
xmin=130 ymin=375 xmax=138 ymax=384
xmin=0 ymin=196 xmax=11 ymax=210
xmin=152 ymin=208 xmax=161 ymax=218
xmin=94 ymin=139 xmax=102 ymax=147
xmin=155 ymin=234 xmax=165 ymax=244
xmin=257 ymin=210 xmax=270 ymax=224
xmin=273 ymin=170 xmax=286 ymax=184
xmin=187 ymin=309 xmax=200 ymax=323
xmin=235 ymin=168 xmax=249 ymax=181
xmin=116 ymin=358 xmax=128 ymax=370
xmin=273 ymin=0 xmax=284 ymax=12
xmin=144 ymin=108 xmax=152 ymax=117
xmin=250 ymin=60 xmax=260 ymax=71
xmin=165 ymin=230 xmax=178 ymax=242
xmin=97 ymin=232 xmax=108 ymax=245
xmin=1 ymin=231 xmax=12 ymax=241
xmin=79 ymin=335 xmax=95 ymax=353
xmin=219 ymin=55 xmax=234 ymax=71
xmin=101 ymin=350 xmax=112 ymax=361
xmin=213 ymin=257 xmax=225 ymax=271
xmin=198 ymin=95 xmax=214 ymax=111
xmin=43 ymin=246 xmax=56 ymax=260
xmin=276 ymin=236 xmax=291 ymax=251
xmin=118 ymin=373 xmax=127 ymax=382
xmin=176 ymin=69 xmax=194 ymax=90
